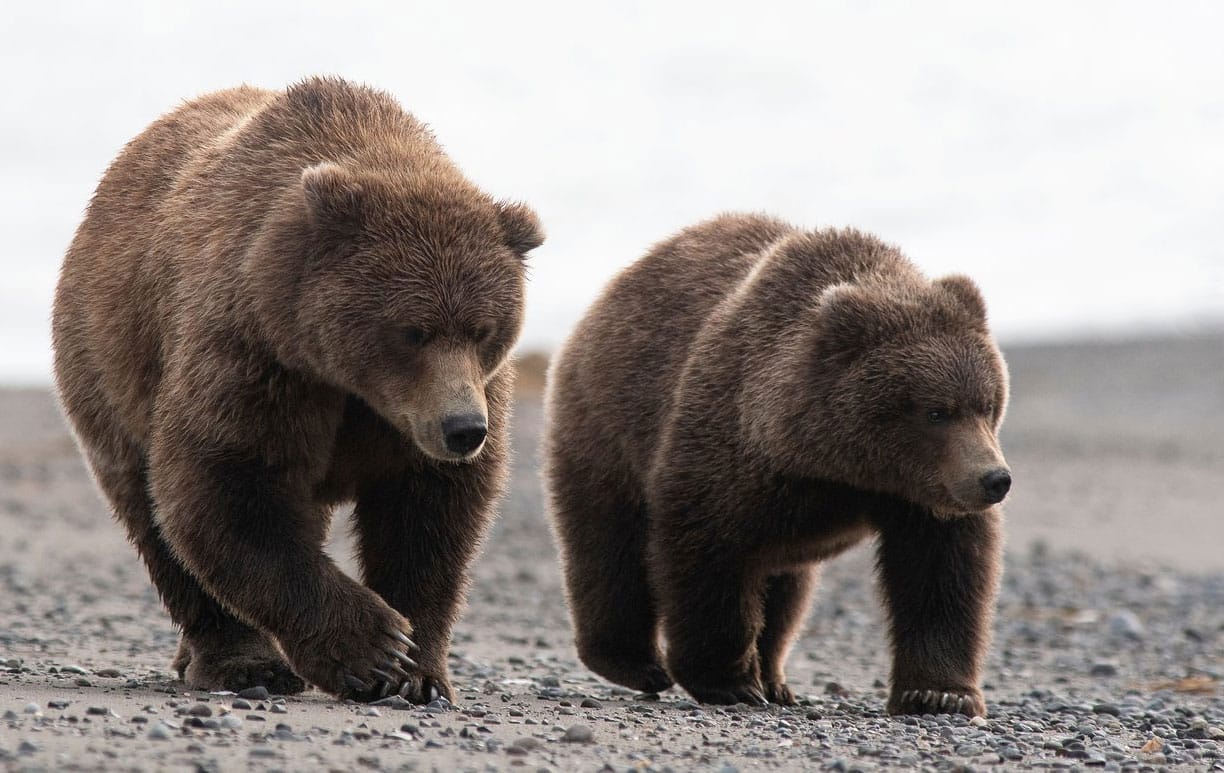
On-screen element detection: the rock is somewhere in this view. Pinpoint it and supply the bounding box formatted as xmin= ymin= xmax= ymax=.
xmin=1090 ymin=663 xmax=1119 ymax=677
xmin=22 ymin=703 xmax=39 ymax=714
xmin=579 ymin=698 xmax=602 ymax=709
xmin=17 ymin=740 xmax=39 ymax=755
xmin=361 ymin=707 xmax=380 ymax=717
xmin=231 ymin=698 xmax=252 ymax=710
xmin=512 ymin=736 xmax=543 ymax=751
xmin=270 ymin=703 xmax=288 ymax=714
xmin=1092 ymin=703 xmax=1121 ymax=716
xmin=186 ymin=703 xmax=212 ymax=717
xmin=94 ymin=668 xmax=122 ymax=678
xmin=85 ymin=706 xmax=110 ymax=716
xmin=237 ymin=686 xmax=270 ymax=701
xmin=970 ymin=716 xmax=988 ymax=728
xmin=47 ymin=700 xmax=70 ymax=710
xmin=221 ymin=715 xmax=243 ymax=729
xmin=147 ymin=723 xmax=171 ymax=740
xmin=1107 ymin=610 xmax=1144 ymax=638
xmin=371 ymin=695 xmax=412 ymax=710
xmin=562 ymin=724 xmax=594 ymax=743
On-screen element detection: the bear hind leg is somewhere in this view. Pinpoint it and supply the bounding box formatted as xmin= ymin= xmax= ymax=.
xmin=552 ymin=480 xmax=671 ymax=694
xmin=755 ymin=567 xmax=817 ymax=705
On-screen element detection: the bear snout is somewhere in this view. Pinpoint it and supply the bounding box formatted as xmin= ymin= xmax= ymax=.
xmin=441 ymin=412 xmax=488 ymax=456
xmin=979 ymin=468 xmax=1012 ymax=505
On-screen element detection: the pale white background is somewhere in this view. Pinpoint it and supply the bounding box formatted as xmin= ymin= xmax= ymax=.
xmin=3 ymin=0 xmax=1222 ymax=384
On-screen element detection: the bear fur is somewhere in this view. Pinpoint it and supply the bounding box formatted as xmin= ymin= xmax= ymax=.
xmin=544 ymin=213 xmax=1009 ymax=716
xmin=52 ymin=77 xmax=544 ymax=702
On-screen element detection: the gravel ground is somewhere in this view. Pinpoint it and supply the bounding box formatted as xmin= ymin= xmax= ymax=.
xmin=1 ymin=335 xmax=1222 ymax=771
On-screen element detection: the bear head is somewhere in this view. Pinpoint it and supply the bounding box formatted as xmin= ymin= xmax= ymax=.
xmin=769 ymin=272 xmax=1011 ymax=517
xmin=251 ymin=161 xmax=543 ymax=462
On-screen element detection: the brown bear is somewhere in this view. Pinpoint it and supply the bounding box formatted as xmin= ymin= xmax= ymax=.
xmin=51 ymin=77 xmax=543 ymax=702
xmin=545 ymin=213 xmax=1009 ymax=716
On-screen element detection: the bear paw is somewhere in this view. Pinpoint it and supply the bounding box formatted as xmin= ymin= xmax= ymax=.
xmin=888 ymin=687 xmax=985 ymax=717
xmin=763 ymin=680 xmax=798 ymax=706
xmin=682 ymin=678 xmax=769 ymax=706
xmin=177 ymin=639 xmax=306 ymax=695
xmin=579 ymin=649 xmax=674 ymax=694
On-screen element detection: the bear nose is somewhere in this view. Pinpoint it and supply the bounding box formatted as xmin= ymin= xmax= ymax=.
xmin=441 ymin=413 xmax=487 ymax=455
xmin=980 ymin=468 xmax=1012 ymax=504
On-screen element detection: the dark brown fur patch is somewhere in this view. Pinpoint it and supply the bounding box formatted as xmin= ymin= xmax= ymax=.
xmin=545 ymin=213 xmax=1008 ymax=716
xmin=52 ymin=76 xmax=542 ymax=701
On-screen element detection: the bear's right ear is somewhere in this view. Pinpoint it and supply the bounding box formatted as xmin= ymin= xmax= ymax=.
xmin=301 ymin=162 xmax=364 ymax=235
xmin=496 ymin=201 xmax=545 ymax=257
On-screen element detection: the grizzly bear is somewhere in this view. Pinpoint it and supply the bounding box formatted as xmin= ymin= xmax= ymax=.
xmin=545 ymin=214 xmax=1010 ymax=716
xmin=51 ymin=77 xmax=543 ymax=702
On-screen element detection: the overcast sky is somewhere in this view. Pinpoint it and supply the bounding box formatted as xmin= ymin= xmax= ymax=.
xmin=2 ymin=1 xmax=1222 ymax=383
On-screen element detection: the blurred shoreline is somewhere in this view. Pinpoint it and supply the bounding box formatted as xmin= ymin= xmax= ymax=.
xmin=3 ymin=332 xmax=1221 ymax=572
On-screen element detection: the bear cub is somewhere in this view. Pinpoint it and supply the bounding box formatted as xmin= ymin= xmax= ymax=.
xmin=52 ymin=77 xmax=543 ymax=702
xmin=545 ymin=214 xmax=1010 ymax=716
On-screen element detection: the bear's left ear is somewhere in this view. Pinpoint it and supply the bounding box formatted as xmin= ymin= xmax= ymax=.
xmin=301 ymin=162 xmax=365 ymax=237
xmin=933 ymin=274 xmax=988 ymax=326
xmin=496 ymin=201 xmax=545 ymax=257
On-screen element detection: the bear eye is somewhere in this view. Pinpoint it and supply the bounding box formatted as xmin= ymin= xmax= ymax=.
xmin=985 ymin=402 xmax=995 ymax=416
xmin=926 ymin=409 xmax=947 ymax=424
xmin=403 ymin=327 xmax=432 ymax=347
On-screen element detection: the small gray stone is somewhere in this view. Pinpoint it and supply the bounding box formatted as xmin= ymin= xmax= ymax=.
xmin=94 ymin=668 xmax=122 ymax=678
xmin=220 ymin=714 xmax=243 ymax=730
xmin=1090 ymin=663 xmax=1119 ymax=677
xmin=579 ymin=698 xmax=602 ymax=709
xmin=1093 ymin=703 xmax=1121 ymax=716
xmin=186 ymin=703 xmax=212 ymax=717
xmin=562 ymin=724 xmax=594 ymax=743
xmin=361 ymin=707 xmax=381 ymax=717
xmin=1108 ymin=610 xmax=1145 ymax=638
xmin=17 ymin=740 xmax=39 ymax=755
xmin=512 ymin=736 xmax=543 ymax=751
xmin=85 ymin=706 xmax=110 ymax=716
xmin=371 ymin=695 xmax=412 ymax=710
xmin=270 ymin=703 xmax=288 ymax=714
xmin=231 ymin=698 xmax=252 ymax=710
xmin=147 ymin=723 xmax=171 ymax=740
xmin=237 ymin=686 xmax=270 ymax=701
xmin=22 ymin=703 xmax=39 ymax=714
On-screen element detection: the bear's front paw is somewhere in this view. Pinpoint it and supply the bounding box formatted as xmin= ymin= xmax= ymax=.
xmin=682 ymin=678 xmax=769 ymax=706
xmin=284 ymin=596 xmax=420 ymax=701
xmin=888 ymin=687 xmax=985 ymax=717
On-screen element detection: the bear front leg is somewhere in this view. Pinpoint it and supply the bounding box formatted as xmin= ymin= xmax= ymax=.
xmin=150 ymin=445 xmax=418 ymax=701
xmin=656 ymin=545 xmax=769 ymax=706
xmin=874 ymin=507 xmax=1002 ymax=718
xmin=353 ymin=463 xmax=498 ymax=704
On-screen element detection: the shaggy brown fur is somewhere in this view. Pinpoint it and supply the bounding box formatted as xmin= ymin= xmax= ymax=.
xmin=545 ymin=214 xmax=1009 ymax=716
xmin=52 ymin=77 xmax=543 ymax=702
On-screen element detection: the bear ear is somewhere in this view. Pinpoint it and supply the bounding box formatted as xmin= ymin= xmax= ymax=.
xmin=814 ymin=282 xmax=888 ymax=362
xmin=933 ymin=274 xmax=988 ymax=326
xmin=496 ymin=200 xmax=544 ymax=257
xmin=301 ymin=162 xmax=364 ymax=234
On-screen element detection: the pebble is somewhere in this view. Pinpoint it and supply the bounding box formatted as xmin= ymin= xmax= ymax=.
xmin=85 ymin=706 xmax=110 ymax=716
xmin=238 ymin=686 xmax=270 ymax=701
xmin=94 ymin=668 xmax=122 ymax=678
xmin=186 ymin=703 xmax=212 ymax=717
xmin=22 ymin=702 xmax=39 ymax=714
xmin=371 ymin=695 xmax=413 ymax=710
xmin=147 ymin=723 xmax=171 ymax=740
xmin=579 ymin=697 xmax=602 ymax=709
xmin=562 ymin=724 xmax=594 ymax=743
xmin=270 ymin=703 xmax=288 ymax=714
xmin=221 ymin=715 xmax=243 ymax=730
xmin=1107 ymin=610 xmax=1145 ymax=638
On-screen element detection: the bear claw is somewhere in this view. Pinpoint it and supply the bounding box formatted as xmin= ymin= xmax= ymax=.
xmin=891 ymin=687 xmax=983 ymax=717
